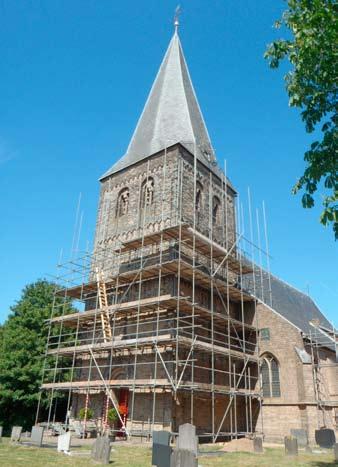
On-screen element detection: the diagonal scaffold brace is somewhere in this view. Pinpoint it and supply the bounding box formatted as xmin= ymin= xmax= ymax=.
xmin=89 ymin=348 xmax=130 ymax=437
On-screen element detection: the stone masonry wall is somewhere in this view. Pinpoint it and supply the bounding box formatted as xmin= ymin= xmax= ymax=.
xmin=94 ymin=147 xmax=180 ymax=252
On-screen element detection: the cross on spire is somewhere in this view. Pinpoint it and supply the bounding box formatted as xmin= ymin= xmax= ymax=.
xmin=174 ymin=5 xmax=181 ymax=33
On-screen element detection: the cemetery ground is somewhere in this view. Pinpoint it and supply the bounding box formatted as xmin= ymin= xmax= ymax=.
xmin=0 ymin=438 xmax=336 ymax=467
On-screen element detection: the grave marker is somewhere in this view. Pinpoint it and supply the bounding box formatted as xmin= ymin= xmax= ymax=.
xmin=91 ymin=436 xmax=111 ymax=465
xmin=253 ymin=437 xmax=263 ymax=453
xmin=30 ymin=426 xmax=44 ymax=447
xmin=57 ymin=432 xmax=71 ymax=454
xmin=334 ymin=443 xmax=338 ymax=462
xmin=284 ymin=436 xmax=298 ymax=456
xmin=152 ymin=431 xmax=172 ymax=467
xmin=315 ymin=428 xmax=336 ymax=448
xmin=11 ymin=426 xmax=22 ymax=443
xmin=171 ymin=424 xmax=198 ymax=467
xmin=0 ymin=426 xmax=3 ymax=442
xmin=170 ymin=449 xmax=197 ymax=467
xmin=177 ymin=424 xmax=198 ymax=456
xmin=290 ymin=428 xmax=308 ymax=447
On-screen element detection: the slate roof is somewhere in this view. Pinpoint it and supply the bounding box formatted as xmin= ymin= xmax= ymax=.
xmin=244 ymin=267 xmax=332 ymax=337
xmin=101 ymin=30 xmax=225 ymax=180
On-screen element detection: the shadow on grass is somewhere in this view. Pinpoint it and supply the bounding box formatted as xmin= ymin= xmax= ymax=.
xmin=308 ymin=462 xmax=337 ymax=467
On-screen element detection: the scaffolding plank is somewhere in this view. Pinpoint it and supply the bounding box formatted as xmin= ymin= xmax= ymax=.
xmin=47 ymin=333 xmax=257 ymax=362
xmin=118 ymin=224 xmax=252 ymax=274
xmin=48 ymin=293 xmax=255 ymax=332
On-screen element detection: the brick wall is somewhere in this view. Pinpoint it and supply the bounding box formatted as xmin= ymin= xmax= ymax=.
xmin=256 ymin=303 xmax=337 ymax=442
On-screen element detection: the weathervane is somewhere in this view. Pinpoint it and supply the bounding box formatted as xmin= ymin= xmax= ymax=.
xmin=174 ymin=5 xmax=181 ymax=32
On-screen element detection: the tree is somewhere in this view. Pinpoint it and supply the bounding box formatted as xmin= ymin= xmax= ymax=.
xmin=265 ymin=0 xmax=337 ymax=239
xmin=0 ymin=280 xmax=76 ymax=431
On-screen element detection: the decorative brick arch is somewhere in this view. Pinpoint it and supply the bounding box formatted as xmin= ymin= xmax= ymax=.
xmin=140 ymin=176 xmax=155 ymax=208
xmin=195 ymin=181 xmax=203 ymax=212
xmin=212 ymin=195 xmax=221 ymax=224
xmin=116 ymin=187 xmax=130 ymax=217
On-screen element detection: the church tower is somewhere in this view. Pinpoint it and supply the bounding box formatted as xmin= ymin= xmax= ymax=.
xmin=41 ymin=26 xmax=260 ymax=441
xmin=94 ymin=28 xmax=237 ymax=252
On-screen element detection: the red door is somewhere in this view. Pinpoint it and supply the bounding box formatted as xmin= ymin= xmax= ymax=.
xmin=117 ymin=388 xmax=129 ymax=436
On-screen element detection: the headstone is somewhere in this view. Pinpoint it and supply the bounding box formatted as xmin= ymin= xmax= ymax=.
xmin=177 ymin=424 xmax=198 ymax=456
xmin=0 ymin=426 xmax=3 ymax=442
xmin=91 ymin=436 xmax=111 ymax=465
xmin=284 ymin=436 xmax=298 ymax=456
xmin=73 ymin=420 xmax=84 ymax=438
xmin=253 ymin=437 xmax=263 ymax=453
xmin=57 ymin=432 xmax=71 ymax=453
xmin=11 ymin=426 xmax=22 ymax=443
xmin=30 ymin=426 xmax=44 ymax=447
xmin=315 ymin=428 xmax=336 ymax=448
xmin=170 ymin=449 xmax=198 ymax=467
xmin=334 ymin=443 xmax=338 ymax=462
xmin=290 ymin=428 xmax=308 ymax=447
xmin=152 ymin=431 xmax=172 ymax=467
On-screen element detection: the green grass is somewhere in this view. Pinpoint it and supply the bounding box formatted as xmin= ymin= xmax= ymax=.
xmin=199 ymin=447 xmax=336 ymax=467
xmin=0 ymin=438 xmax=151 ymax=467
xmin=0 ymin=438 xmax=336 ymax=467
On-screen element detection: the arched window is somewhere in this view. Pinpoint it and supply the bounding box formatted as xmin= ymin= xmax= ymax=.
xmin=141 ymin=177 xmax=154 ymax=208
xmin=116 ymin=188 xmax=129 ymax=217
xmin=195 ymin=182 xmax=203 ymax=212
xmin=261 ymin=354 xmax=281 ymax=397
xmin=212 ymin=196 xmax=221 ymax=224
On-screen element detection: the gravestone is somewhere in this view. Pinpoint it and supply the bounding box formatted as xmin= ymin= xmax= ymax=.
xmin=57 ymin=432 xmax=71 ymax=453
xmin=334 ymin=443 xmax=338 ymax=462
xmin=171 ymin=424 xmax=198 ymax=467
xmin=11 ymin=426 xmax=22 ymax=443
xmin=0 ymin=426 xmax=3 ymax=442
xmin=91 ymin=436 xmax=111 ymax=465
xmin=284 ymin=436 xmax=298 ymax=456
xmin=290 ymin=429 xmax=308 ymax=447
xmin=170 ymin=449 xmax=197 ymax=467
xmin=315 ymin=428 xmax=336 ymax=448
xmin=152 ymin=431 xmax=172 ymax=467
xmin=177 ymin=424 xmax=198 ymax=456
xmin=253 ymin=437 xmax=263 ymax=453
xmin=30 ymin=426 xmax=44 ymax=447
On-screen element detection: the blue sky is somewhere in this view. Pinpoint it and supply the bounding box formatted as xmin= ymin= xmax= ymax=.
xmin=0 ymin=1 xmax=337 ymax=325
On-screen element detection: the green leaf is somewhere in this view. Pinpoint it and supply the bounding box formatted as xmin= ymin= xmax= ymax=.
xmin=302 ymin=193 xmax=314 ymax=208
xmin=266 ymin=0 xmax=338 ymax=239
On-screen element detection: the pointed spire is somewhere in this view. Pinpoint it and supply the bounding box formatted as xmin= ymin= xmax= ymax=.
xmin=101 ymin=28 xmax=219 ymax=179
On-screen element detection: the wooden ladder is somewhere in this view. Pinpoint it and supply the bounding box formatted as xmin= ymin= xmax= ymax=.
xmin=95 ymin=268 xmax=112 ymax=342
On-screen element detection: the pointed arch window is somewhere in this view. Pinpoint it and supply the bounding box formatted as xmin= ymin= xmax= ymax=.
xmin=261 ymin=354 xmax=281 ymax=397
xmin=141 ymin=177 xmax=154 ymax=208
xmin=116 ymin=188 xmax=129 ymax=217
xmin=195 ymin=182 xmax=203 ymax=212
xmin=212 ymin=196 xmax=221 ymax=224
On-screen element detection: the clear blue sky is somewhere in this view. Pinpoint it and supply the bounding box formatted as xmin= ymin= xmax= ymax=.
xmin=0 ymin=1 xmax=337 ymax=325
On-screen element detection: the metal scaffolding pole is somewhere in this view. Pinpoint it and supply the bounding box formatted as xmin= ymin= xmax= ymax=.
xmin=37 ymin=146 xmax=262 ymax=442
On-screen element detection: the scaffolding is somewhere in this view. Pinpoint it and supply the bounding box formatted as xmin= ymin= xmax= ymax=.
xmin=36 ymin=144 xmax=267 ymax=442
xmin=307 ymin=321 xmax=338 ymax=430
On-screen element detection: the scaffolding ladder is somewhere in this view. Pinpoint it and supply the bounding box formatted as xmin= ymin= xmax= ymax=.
xmin=96 ymin=268 xmax=112 ymax=342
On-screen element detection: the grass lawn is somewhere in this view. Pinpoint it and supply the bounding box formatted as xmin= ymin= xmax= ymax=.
xmin=0 ymin=437 xmax=336 ymax=466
